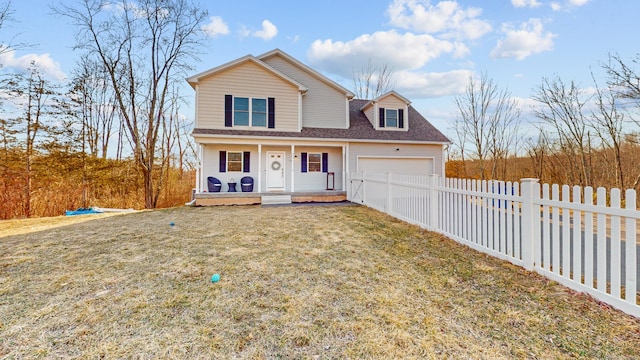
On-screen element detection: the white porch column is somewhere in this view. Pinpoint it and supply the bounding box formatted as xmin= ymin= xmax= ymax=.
xmin=291 ymin=144 xmax=295 ymax=192
xmin=342 ymin=145 xmax=347 ymax=192
xmin=197 ymin=143 xmax=204 ymax=192
xmin=258 ymin=144 xmax=262 ymax=193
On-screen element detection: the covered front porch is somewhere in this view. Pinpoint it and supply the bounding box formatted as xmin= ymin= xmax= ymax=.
xmin=192 ymin=190 xmax=347 ymax=206
xmin=193 ymin=138 xmax=349 ymax=205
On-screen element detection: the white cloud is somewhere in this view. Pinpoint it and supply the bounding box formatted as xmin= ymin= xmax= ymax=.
xmin=550 ymin=0 xmax=590 ymax=11
xmin=202 ymin=16 xmax=229 ymax=38
xmin=490 ymin=19 xmax=556 ymax=60
xmin=569 ymin=0 xmax=590 ymax=6
xmin=0 ymin=50 xmax=66 ymax=81
xmin=511 ymin=0 xmax=542 ymax=8
xmin=395 ymin=69 xmax=472 ymax=98
xmin=308 ymin=30 xmax=458 ymax=78
xmin=387 ymin=0 xmax=492 ymax=40
xmin=253 ymin=20 xmax=278 ymax=41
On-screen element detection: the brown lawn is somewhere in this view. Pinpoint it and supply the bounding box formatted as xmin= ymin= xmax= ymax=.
xmin=1 ymin=204 xmax=639 ymax=359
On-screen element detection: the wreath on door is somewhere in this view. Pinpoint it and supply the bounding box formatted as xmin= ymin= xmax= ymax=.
xmin=271 ymin=161 xmax=282 ymax=170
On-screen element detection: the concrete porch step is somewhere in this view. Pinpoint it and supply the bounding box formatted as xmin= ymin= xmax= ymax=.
xmin=261 ymin=194 xmax=292 ymax=205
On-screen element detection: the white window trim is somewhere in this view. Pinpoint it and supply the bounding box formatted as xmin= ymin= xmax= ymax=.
xmin=227 ymin=151 xmax=244 ymax=172
xmin=233 ymin=96 xmax=268 ymax=128
xmin=307 ymin=152 xmax=322 ymax=173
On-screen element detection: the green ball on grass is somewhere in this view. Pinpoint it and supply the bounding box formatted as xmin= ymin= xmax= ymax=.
xmin=211 ymin=273 xmax=220 ymax=283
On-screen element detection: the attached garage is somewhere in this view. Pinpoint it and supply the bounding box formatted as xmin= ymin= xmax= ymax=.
xmin=357 ymin=156 xmax=434 ymax=176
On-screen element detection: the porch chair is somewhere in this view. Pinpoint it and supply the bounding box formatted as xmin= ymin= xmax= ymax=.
xmin=240 ymin=176 xmax=254 ymax=192
xmin=207 ymin=176 xmax=222 ymax=192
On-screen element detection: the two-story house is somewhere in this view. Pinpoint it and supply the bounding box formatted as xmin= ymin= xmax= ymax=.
xmin=187 ymin=49 xmax=450 ymax=205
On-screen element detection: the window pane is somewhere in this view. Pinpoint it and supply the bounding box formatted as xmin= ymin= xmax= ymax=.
xmin=386 ymin=109 xmax=398 ymax=128
xmin=252 ymin=113 xmax=266 ymax=127
xmin=308 ymin=162 xmax=321 ymax=172
xmin=252 ymin=98 xmax=266 ymax=112
xmin=234 ymin=97 xmax=249 ymax=111
xmin=308 ymin=153 xmax=321 ymax=172
xmin=228 ymin=162 xmax=242 ymax=172
xmin=234 ymin=112 xmax=249 ymax=126
xmin=252 ymin=98 xmax=267 ymax=127
xmin=227 ymin=152 xmax=243 ymax=172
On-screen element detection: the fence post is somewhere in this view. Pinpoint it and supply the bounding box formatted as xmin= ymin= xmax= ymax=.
xmin=520 ymin=178 xmax=540 ymax=270
xmin=428 ymin=175 xmax=439 ymax=231
xmin=362 ymin=171 xmax=366 ymax=205
xmin=387 ymin=172 xmax=392 ymax=213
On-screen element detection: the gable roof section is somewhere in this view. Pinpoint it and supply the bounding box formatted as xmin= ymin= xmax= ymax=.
xmin=360 ymin=90 xmax=412 ymax=111
xmin=186 ymin=54 xmax=307 ymax=92
xmin=193 ymin=99 xmax=451 ymax=144
xmin=258 ymin=48 xmax=355 ymax=100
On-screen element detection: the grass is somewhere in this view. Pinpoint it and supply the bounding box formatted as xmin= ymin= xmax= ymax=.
xmin=1 ymin=204 xmax=639 ymax=359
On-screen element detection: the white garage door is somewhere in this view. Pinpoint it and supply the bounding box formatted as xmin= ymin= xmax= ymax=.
xmin=357 ymin=157 xmax=433 ymax=176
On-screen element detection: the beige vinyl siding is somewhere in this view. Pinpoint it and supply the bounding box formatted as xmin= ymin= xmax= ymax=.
xmin=348 ymin=143 xmax=444 ymax=176
xmin=262 ymin=56 xmax=348 ymax=129
xmin=377 ymin=95 xmax=407 ymax=110
xmin=363 ymin=103 xmax=375 ymax=127
xmin=196 ymin=61 xmax=299 ymax=131
xmin=294 ymin=147 xmax=343 ymax=191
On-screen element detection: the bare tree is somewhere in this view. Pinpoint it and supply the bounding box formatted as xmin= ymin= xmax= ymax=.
xmin=56 ymin=0 xmax=208 ymax=208
xmin=352 ymin=59 xmax=395 ymax=99
xmin=453 ymin=72 xmax=521 ymax=180
xmin=604 ymin=53 xmax=640 ymax=102
xmin=590 ymin=74 xmax=626 ymax=189
xmin=532 ymin=76 xmax=593 ymax=187
xmin=0 ymin=0 xmax=14 ymax=56
xmin=5 ymin=62 xmax=58 ymax=217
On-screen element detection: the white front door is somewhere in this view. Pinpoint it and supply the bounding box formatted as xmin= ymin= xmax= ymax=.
xmin=267 ymin=151 xmax=285 ymax=190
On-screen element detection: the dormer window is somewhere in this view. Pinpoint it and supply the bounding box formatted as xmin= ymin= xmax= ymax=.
xmin=378 ymin=107 xmax=404 ymax=129
xmin=385 ymin=109 xmax=398 ymax=128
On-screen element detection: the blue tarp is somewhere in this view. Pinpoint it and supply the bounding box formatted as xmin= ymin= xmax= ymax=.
xmin=65 ymin=207 xmax=103 ymax=216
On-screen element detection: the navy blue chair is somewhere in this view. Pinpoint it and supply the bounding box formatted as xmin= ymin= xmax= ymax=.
xmin=240 ymin=176 xmax=254 ymax=192
xmin=207 ymin=177 xmax=222 ymax=192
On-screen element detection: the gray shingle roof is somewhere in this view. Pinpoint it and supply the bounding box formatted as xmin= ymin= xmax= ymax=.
xmin=192 ymin=99 xmax=451 ymax=144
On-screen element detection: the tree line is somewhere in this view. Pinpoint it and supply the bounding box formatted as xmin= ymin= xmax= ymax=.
xmin=449 ymin=53 xmax=640 ymax=195
xmin=0 ymin=0 xmax=205 ymax=219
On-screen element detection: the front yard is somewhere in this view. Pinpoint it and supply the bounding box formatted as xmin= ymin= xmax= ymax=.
xmin=1 ymin=204 xmax=639 ymax=358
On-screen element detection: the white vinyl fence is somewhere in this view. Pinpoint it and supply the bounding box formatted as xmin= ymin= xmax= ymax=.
xmin=348 ymin=173 xmax=640 ymax=318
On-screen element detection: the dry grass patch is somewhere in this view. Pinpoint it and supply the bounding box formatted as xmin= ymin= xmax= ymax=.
xmin=1 ymin=204 xmax=639 ymax=359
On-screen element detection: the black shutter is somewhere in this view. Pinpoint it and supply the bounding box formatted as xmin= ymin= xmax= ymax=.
xmin=268 ymin=97 xmax=275 ymax=129
xmin=243 ymin=151 xmax=250 ymax=173
xmin=398 ymin=109 xmax=404 ymax=129
xmin=224 ymin=95 xmax=233 ymax=127
xmin=219 ymin=151 xmax=227 ymax=172
xmin=322 ymin=153 xmax=328 ymax=173
xmin=379 ymin=107 xmax=385 ymax=128
xmin=301 ymin=152 xmax=307 ymax=173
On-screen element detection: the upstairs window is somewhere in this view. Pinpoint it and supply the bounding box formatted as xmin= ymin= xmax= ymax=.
xmin=252 ymin=98 xmax=267 ymax=127
xmin=378 ymin=107 xmax=404 ymax=129
xmin=226 ymin=95 xmax=274 ymax=128
xmin=233 ymin=98 xmax=249 ymax=126
xmin=385 ymin=109 xmax=398 ymax=128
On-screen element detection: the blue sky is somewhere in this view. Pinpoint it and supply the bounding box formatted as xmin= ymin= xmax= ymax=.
xmin=1 ymin=0 xmax=637 ymax=137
